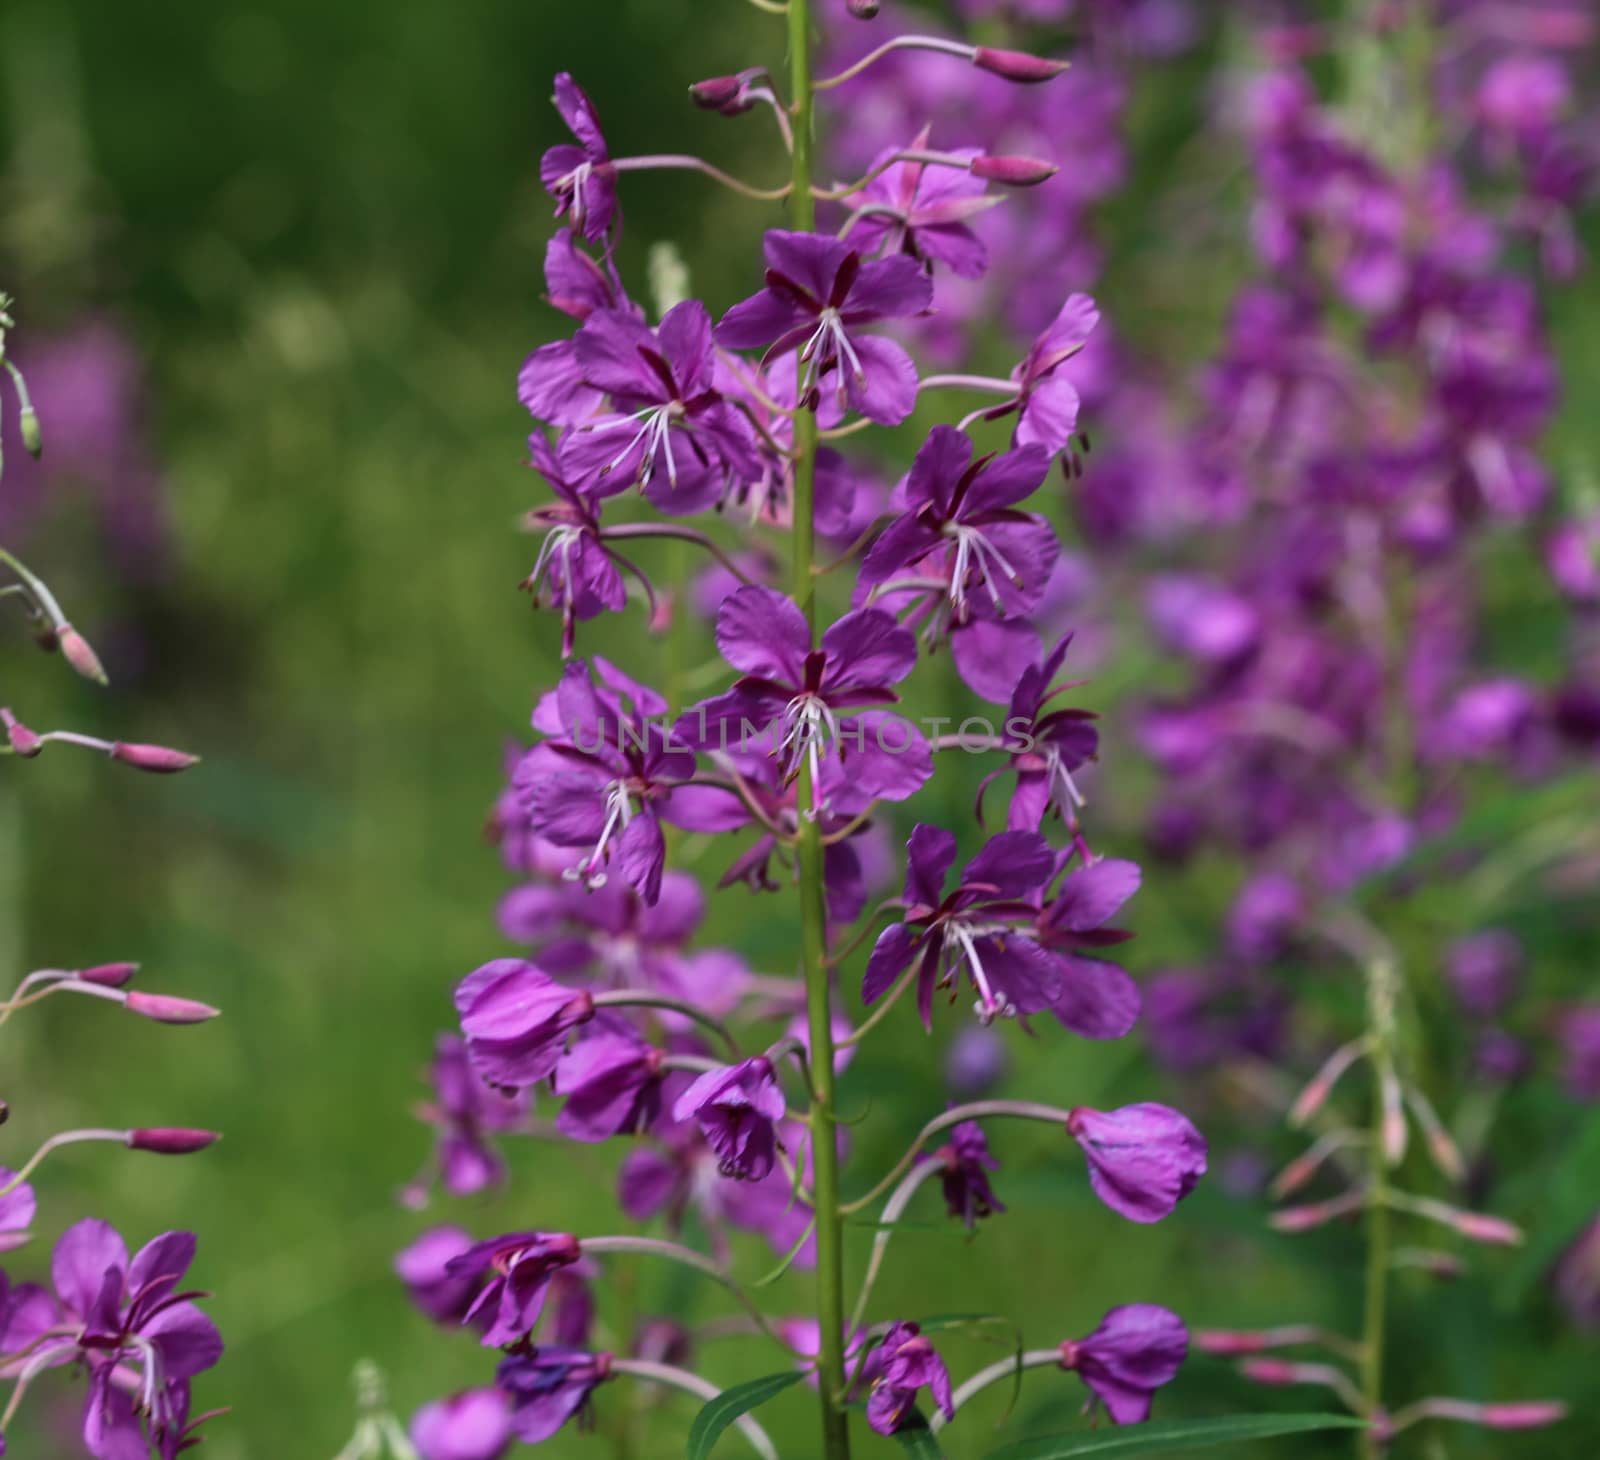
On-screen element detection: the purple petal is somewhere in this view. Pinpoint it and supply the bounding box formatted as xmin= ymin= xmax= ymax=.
xmin=574 ymin=310 xmax=661 ymax=399
xmin=960 ymin=443 xmax=1050 ymax=515
xmin=821 ymin=607 xmax=918 ymax=691
xmin=904 ymin=823 xmax=958 ymax=907
xmin=51 ymin=1218 xmax=128 ymax=1319
xmin=552 ymin=74 xmax=607 ymax=158
xmin=714 ymin=288 xmax=809 ymax=352
xmin=844 ymin=333 xmax=920 ymax=426
xmin=716 ymin=585 xmax=810 ymax=683
xmin=952 ymin=618 xmax=1043 ymax=705
xmin=1016 ymin=374 xmax=1082 ymax=453
xmin=763 ymin=229 xmax=849 ymax=304
xmin=863 ymin=923 xmax=920 ymax=1005
xmin=962 ymin=831 xmax=1053 ymax=900
xmin=519 ymin=342 xmax=602 ymax=426
xmin=1051 ymin=860 xmax=1142 ymax=932
xmin=1050 ymin=955 xmax=1141 ymax=1040
xmin=849 ymin=255 xmax=935 ymax=320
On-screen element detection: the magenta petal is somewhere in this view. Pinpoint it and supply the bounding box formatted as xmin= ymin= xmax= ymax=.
xmin=142 ymin=1301 xmax=224 ymax=1380
xmin=952 ymin=619 xmax=1043 ymax=705
xmin=836 ymin=712 xmax=932 ymax=809
xmin=1050 ymin=955 xmax=1141 ymax=1040
xmin=851 ymin=254 xmax=935 ymax=318
xmin=519 ymin=342 xmax=602 ymax=426
xmin=822 ymin=607 xmax=918 ymax=691
xmin=858 ymin=513 xmax=944 ymax=584
xmin=617 ymin=814 xmax=665 ymax=905
xmin=714 ymin=288 xmax=808 ymax=351
xmin=961 ymin=444 xmax=1050 ymax=513
xmin=411 ymin=1388 xmax=513 ymax=1460
xmin=764 ymin=229 xmax=850 ymax=303
xmin=863 ymin=923 xmax=920 ymax=1005
xmin=1052 ymin=860 xmax=1142 ymax=931
xmin=552 ymin=74 xmax=607 ymax=158
xmin=716 ymin=585 xmax=811 ymax=681
xmin=904 ymin=823 xmax=958 ymax=906
xmin=1016 ymin=374 xmax=1082 ymax=453
xmin=51 ymin=1219 xmax=128 ymax=1319
xmin=962 ymin=830 xmax=1054 ymax=898
xmin=846 ymin=334 xmax=920 ymax=426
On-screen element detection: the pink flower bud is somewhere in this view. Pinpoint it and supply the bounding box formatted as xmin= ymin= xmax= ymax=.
xmin=1240 ymin=1358 xmax=1299 ymax=1385
xmin=1270 ymin=1188 xmax=1366 ymax=1232
xmin=972 ymin=46 xmax=1070 ymax=84
xmin=970 ymin=155 xmax=1059 ymax=187
xmin=110 ymin=742 xmax=201 ymax=773
xmin=2 ymin=709 xmax=41 ymax=758
xmin=1479 ymin=1402 xmax=1568 ymax=1429
xmin=1453 ymin=1210 xmax=1523 ymax=1246
xmin=128 ymin=1127 xmax=222 ymax=1155
xmin=1380 ymin=1070 xmax=1407 ymax=1165
xmin=57 ymin=626 xmax=108 ymax=686
xmin=78 ymin=962 xmax=139 ymax=988
xmin=689 ymin=77 xmax=746 ymax=112
xmin=125 ymin=991 xmax=221 ymax=1024
xmin=1196 ymin=1330 xmax=1269 ymax=1356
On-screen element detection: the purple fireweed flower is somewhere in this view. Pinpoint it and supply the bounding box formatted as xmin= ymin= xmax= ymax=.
xmin=47 ymin=1220 xmax=223 ymax=1460
xmin=1143 ymin=967 xmax=1288 ymax=1073
xmin=860 ymin=1321 xmax=954 ymax=1436
xmin=445 ymin=1231 xmax=582 ymax=1347
xmin=715 ymin=230 xmax=932 ymax=425
xmin=677 ymin=585 xmax=931 ymax=810
xmin=1058 ymin=1304 xmax=1189 ymax=1424
xmin=945 ymin=1025 xmax=1010 ymax=1098
xmin=938 ymin=1120 xmax=1005 ymax=1227
xmin=553 ymin=1026 xmax=666 ymax=1142
xmin=671 ymin=1056 xmax=787 ymax=1180
xmin=543 ymin=228 xmax=636 ymax=322
xmin=864 ymin=824 xmax=1064 ymax=1027
xmin=414 ymin=1033 xmax=531 ymax=1198
xmin=1225 ymin=871 xmax=1304 ymax=964
xmin=1546 ymin=512 xmax=1600 ymax=603
xmin=517 ymin=657 xmax=707 ymax=904
xmin=616 ymin=1117 xmax=818 ymax=1265
xmin=540 ymin=74 xmax=616 ymax=242
xmin=412 ymin=1388 xmax=513 ymax=1460
xmin=1030 ymin=854 xmax=1143 ymax=1040
xmin=1066 ymin=1104 xmax=1208 ymax=1223
xmin=859 ymin=425 xmax=1057 ymax=632
xmin=1009 ymin=294 xmax=1100 ymax=453
xmin=558 ymin=301 xmax=760 ymax=515
xmin=499 ymin=871 xmax=752 ymax=1019
xmin=454 ymin=960 xmax=595 ymax=1090
xmin=495 ymin=1348 xmax=612 ymax=1444
xmin=1554 ymin=1212 xmax=1600 ymax=1331
xmin=1558 ymin=1005 xmax=1600 ymax=1100
xmin=841 ymin=127 xmax=996 ymax=279
xmin=397 ymin=1226 xmax=482 ymax=1326
xmin=1445 ymin=930 xmax=1524 ymax=1020
xmin=987 ymin=632 xmax=1099 ymax=827
xmin=0 ymin=1172 xmax=35 ymax=1256
xmin=519 ymin=434 xmax=630 ymax=657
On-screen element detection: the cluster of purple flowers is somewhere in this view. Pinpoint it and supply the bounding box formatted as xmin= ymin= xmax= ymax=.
xmin=395 ymin=6 xmax=1216 ymax=1454
xmin=0 ymin=296 xmax=223 ymax=1455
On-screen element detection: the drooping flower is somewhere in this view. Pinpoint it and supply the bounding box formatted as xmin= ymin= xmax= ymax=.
xmin=677 ymin=585 xmax=931 ymax=810
xmin=412 ymin=1033 xmax=531 ymax=1199
xmin=938 ymin=1120 xmax=1006 ymax=1227
xmin=396 ymin=1226 xmax=483 ymax=1326
xmin=1009 ymin=294 xmax=1099 ymax=452
xmin=0 ymin=1171 xmax=35 ymax=1255
xmin=454 ymin=960 xmax=595 ymax=1090
xmin=445 ymin=1231 xmax=582 ymax=1347
xmin=495 ymin=1348 xmax=612 ymax=1443
xmin=1057 ymin=1304 xmax=1189 ymax=1424
xmin=671 ymin=1056 xmax=787 ymax=1180
xmin=411 ymin=1388 xmax=514 ymax=1460
xmin=840 ymin=128 xmax=996 ymax=279
xmin=1066 ymin=1104 xmax=1208 ymax=1223
xmin=553 ymin=1026 xmax=666 ymax=1142
xmin=987 ymin=632 xmax=1099 ymax=828
xmin=863 ymin=824 xmax=1063 ymax=1027
xmin=715 ymin=230 xmax=932 ymax=424
xmin=860 ymin=1321 xmax=955 ymax=1436
xmin=540 ymin=74 xmax=616 ymax=242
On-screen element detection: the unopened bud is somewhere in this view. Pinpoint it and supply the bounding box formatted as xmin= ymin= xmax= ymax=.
xmin=1453 ymin=1210 xmax=1523 ymax=1246
xmin=689 ymin=76 xmax=747 ymax=112
xmin=1288 ymin=1036 xmax=1370 ymax=1127
xmin=1380 ymin=1069 xmax=1407 ymax=1166
xmin=1479 ymin=1402 xmax=1568 ymax=1429
xmin=125 ymin=991 xmax=221 ymax=1025
xmin=57 ymin=626 xmax=108 ymax=686
xmin=1196 ymin=1330 xmax=1270 ymax=1356
xmin=2 ymin=708 xmax=42 ymax=758
xmin=1271 ymin=1189 xmax=1367 ymax=1233
xmin=19 ymin=407 xmax=42 ymax=459
xmin=972 ymin=46 xmax=1070 ymax=83
xmin=110 ymin=742 xmax=201 ymax=774
xmin=1392 ymin=1246 xmax=1465 ymax=1278
xmin=78 ymin=962 xmax=139 ymax=988
xmin=1239 ymin=1359 xmax=1300 ymax=1386
xmin=846 ymin=0 xmax=880 ymax=17
xmin=970 ymin=155 xmax=1058 ymax=187
xmin=129 ymin=1127 xmax=221 ymax=1155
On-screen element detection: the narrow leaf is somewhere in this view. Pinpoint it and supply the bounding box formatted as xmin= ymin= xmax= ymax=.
xmin=891 ymin=1408 xmax=948 ymax=1459
xmin=685 ymin=1371 xmax=805 ymax=1460
xmin=979 ymin=1412 xmax=1365 ymax=1459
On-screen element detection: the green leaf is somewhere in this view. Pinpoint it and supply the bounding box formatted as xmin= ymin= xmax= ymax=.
xmin=978 ymin=1412 xmax=1365 ymax=1459
xmin=891 ymin=1408 xmax=948 ymax=1459
xmin=685 ymin=1371 xmax=805 ymax=1460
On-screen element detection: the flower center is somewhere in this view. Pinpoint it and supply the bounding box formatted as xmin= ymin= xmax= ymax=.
xmin=779 ymin=693 xmax=839 ymax=816
xmin=941 ymin=917 xmax=1017 ymax=1024
xmin=564 ymin=781 xmax=635 ymax=889
xmin=799 ymin=307 xmax=866 ymax=407
xmin=943 ymin=523 xmax=1024 ymax=622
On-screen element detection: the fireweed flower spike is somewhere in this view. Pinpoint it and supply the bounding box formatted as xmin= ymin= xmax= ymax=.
xmin=1066 ymin=1104 xmax=1208 ymax=1223
xmin=398 ymin=9 xmax=1210 ymax=1456
xmin=714 ymin=229 xmax=932 ymax=424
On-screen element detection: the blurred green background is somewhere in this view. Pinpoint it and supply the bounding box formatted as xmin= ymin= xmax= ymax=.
xmin=1 ymin=1 xmax=1596 ymax=1457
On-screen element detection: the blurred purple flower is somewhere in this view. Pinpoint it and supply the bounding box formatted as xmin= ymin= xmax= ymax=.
xmin=496 ymin=1348 xmax=612 ymax=1443
xmin=412 ymin=1388 xmax=513 ymax=1460
xmin=672 ymin=1056 xmax=787 ymax=1181
xmin=860 ymin=1321 xmax=954 ymax=1435
xmin=1067 ymin=1104 xmax=1207 ymax=1223
xmin=938 ymin=1120 xmax=1005 ymax=1227
xmin=540 ymin=74 xmax=616 ymax=241
xmin=454 ymin=960 xmax=595 ymax=1090
xmin=1058 ymin=1304 xmax=1189 ymax=1423
xmin=445 ymin=1231 xmax=582 ymax=1347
